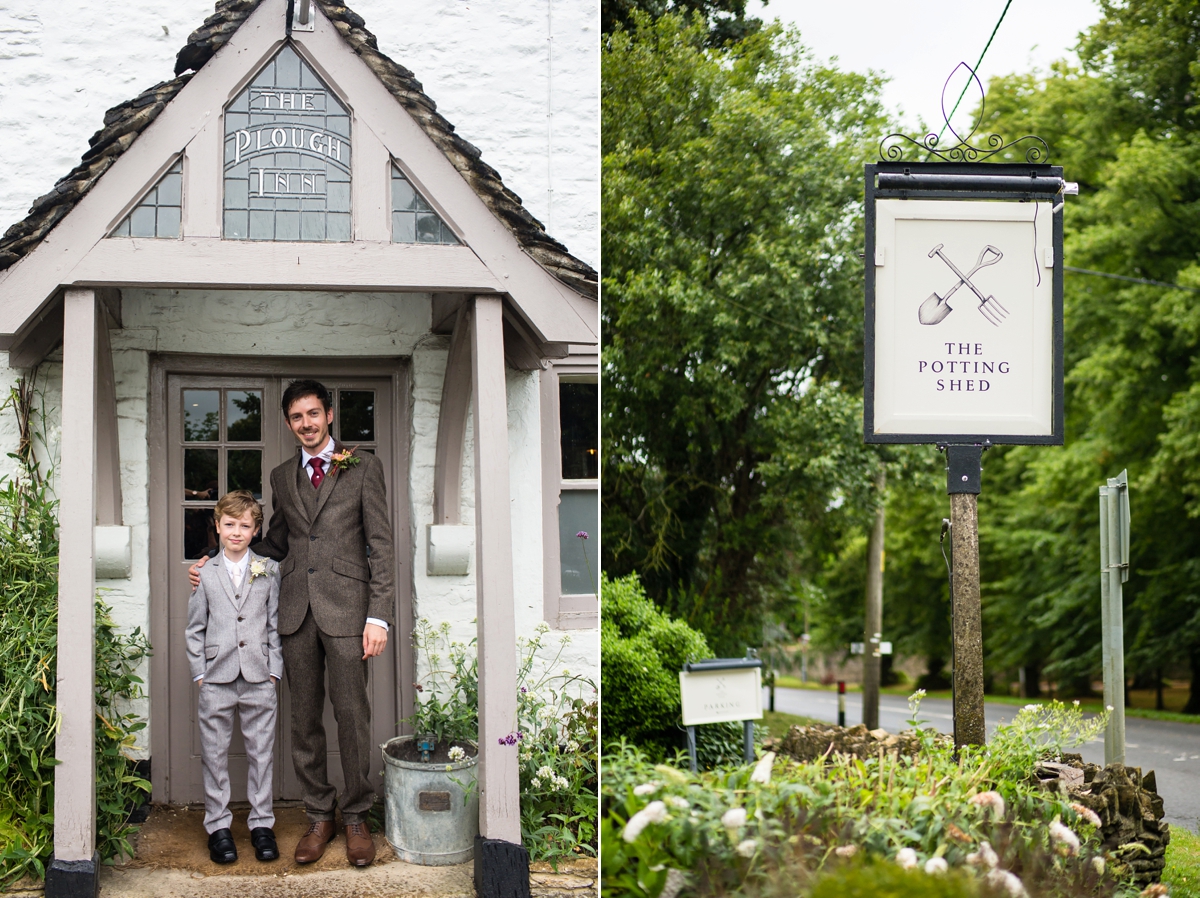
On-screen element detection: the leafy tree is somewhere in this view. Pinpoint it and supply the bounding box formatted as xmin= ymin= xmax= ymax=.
xmin=602 ymin=0 xmax=765 ymax=45
xmin=601 ymin=12 xmax=890 ymax=655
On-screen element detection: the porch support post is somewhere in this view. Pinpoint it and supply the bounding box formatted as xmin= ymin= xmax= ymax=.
xmin=433 ymin=304 xmax=472 ymax=525
xmin=469 ymin=295 xmax=530 ymax=897
xmin=47 ymin=289 xmax=99 ymax=898
xmin=94 ymin=314 xmax=122 ymax=526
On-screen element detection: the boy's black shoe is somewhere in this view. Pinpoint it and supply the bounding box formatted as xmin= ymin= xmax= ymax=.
xmin=251 ymin=827 xmax=279 ymax=861
xmin=208 ymin=828 xmax=237 ymax=864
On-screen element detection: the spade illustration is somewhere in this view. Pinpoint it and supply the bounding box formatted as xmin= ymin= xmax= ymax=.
xmin=918 ymin=244 xmax=1003 ymax=325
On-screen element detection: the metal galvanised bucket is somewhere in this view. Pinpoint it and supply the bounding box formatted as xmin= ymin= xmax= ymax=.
xmin=381 ymin=736 xmax=479 ymax=865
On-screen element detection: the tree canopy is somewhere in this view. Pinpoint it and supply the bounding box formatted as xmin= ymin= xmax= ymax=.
xmin=601 ymin=12 xmax=889 ymax=655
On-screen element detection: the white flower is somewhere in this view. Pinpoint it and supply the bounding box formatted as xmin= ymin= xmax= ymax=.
xmin=924 ymin=857 xmax=948 ymax=874
xmin=520 ymin=751 xmax=532 ymax=762
xmin=750 ymin=751 xmax=776 ymax=785
xmin=622 ymin=800 xmax=665 ymax=843
xmin=986 ymin=869 xmax=1027 ymax=897
xmin=554 ymin=776 xmax=569 ymax=790
xmin=250 ymin=558 xmax=267 ymax=579
xmin=566 ymin=740 xmax=580 ymax=753
xmin=531 ymin=777 xmax=542 ymax=789
xmin=448 ymin=745 xmax=466 ymax=762
xmin=666 ymin=796 xmax=689 ymax=810
xmin=834 ymin=845 xmax=858 ymax=858
xmin=721 ymin=807 xmax=747 ymax=831
xmin=1070 ymin=802 xmax=1102 ymax=829
xmin=1073 ymin=700 xmax=1081 ymax=707
xmin=633 ymin=782 xmax=659 ymax=797
xmin=1023 ymin=704 xmax=1039 ymax=711
xmin=1106 ymin=705 xmax=1115 ymax=712
xmin=538 ymin=707 xmax=557 ymax=722
xmin=535 ymin=622 xmax=550 ymax=635
xmin=967 ymin=841 xmax=999 ymax=869
xmin=1091 ymin=856 xmax=1105 ymax=875
xmin=970 ymin=790 xmax=1006 ymax=817
xmin=1050 ymin=818 xmax=1080 ymax=856
xmin=735 ymin=839 xmax=757 ymax=858
xmin=536 ymin=765 xmax=555 ymax=780
xmin=895 ymin=848 xmax=918 ymax=869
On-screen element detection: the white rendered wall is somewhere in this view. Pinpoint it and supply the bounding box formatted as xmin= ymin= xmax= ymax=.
xmin=0 ymin=0 xmax=598 ymax=267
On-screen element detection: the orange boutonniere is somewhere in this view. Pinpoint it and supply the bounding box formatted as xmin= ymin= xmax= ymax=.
xmin=330 ymin=446 xmax=361 ymax=474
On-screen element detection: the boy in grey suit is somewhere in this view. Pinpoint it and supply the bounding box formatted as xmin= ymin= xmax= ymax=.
xmin=186 ymin=490 xmax=283 ymax=864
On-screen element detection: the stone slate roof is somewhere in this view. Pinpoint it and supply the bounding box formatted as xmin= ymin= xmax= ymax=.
xmin=0 ymin=0 xmax=597 ymax=300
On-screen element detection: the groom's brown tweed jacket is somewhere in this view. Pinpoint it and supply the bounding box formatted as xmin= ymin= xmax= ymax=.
xmin=256 ymin=443 xmax=395 ymax=637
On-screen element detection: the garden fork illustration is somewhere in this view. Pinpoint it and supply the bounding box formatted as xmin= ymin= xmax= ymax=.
xmin=928 ymin=243 xmax=1009 ymax=327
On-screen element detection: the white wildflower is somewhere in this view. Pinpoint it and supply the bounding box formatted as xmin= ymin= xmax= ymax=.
xmin=986 ymin=868 xmax=1028 ymax=897
xmin=1070 ymin=802 xmax=1102 ymax=829
xmin=554 ymin=776 xmax=569 ymax=790
xmin=895 ymin=847 xmax=918 ymax=869
xmin=448 ymin=745 xmax=466 ymax=762
xmin=924 ymin=857 xmax=948 ymax=874
xmin=535 ymin=622 xmax=550 ymax=635
xmin=750 ymin=751 xmax=776 ymax=785
xmin=1091 ymin=856 xmax=1106 ymax=875
xmin=538 ymin=706 xmax=557 ymax=722
xmin=834 ymin=845 xmax=858 ymax=858
xmin=1050 ymin=818 xmax=1080 ymax=856
xmin=967 ymin=841 xmax=999 ymax=869
xmin=566 ymin=740 xmax=580 ymax=753
xmin=520 ymin=751 xmax=532 ymax=762
xmin=531 ymin=777 xmax=542 ymax=789
xmin=666 ymin=796 xmax=689 ymax=811
xmin=1073 ymin=700 xmax=1081 ymax=707
xmin=1024 ymin=704 xmax=1039 ymax=711
xmin=1106 ymin=705 xmax=1115 ymax=712
xmin=536 ymin=765 xmax=555 ymax=780
xmin=621 ymin=800 xmax=668 ymax=843
xmin=735 ymin=839 xmax=758 ymax=858
xmin=721 ymin=807 xmax=747 ymax=832
xmin=970 ymin=790 xmax=1006 ymax=817
xmin=633 ymin=782 xmax=660 ymax=797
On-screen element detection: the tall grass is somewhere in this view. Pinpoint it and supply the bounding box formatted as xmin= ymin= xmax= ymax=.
xmin=0 ymin=378 xmax=150 ymax=883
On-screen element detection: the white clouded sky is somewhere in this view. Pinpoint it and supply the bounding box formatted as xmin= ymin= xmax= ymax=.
xmin=748 ymin=0 xmax=1103 ymax=136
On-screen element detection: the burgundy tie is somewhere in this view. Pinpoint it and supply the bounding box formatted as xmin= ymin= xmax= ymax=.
xmin=309 ymin=457 xmax=325 ymax=489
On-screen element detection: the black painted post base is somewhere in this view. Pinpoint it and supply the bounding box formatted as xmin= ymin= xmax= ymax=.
xmin=45 ymin=852 xmax=100 ymax=898
xmin=474 ymin=835 xmax=531 ymax=898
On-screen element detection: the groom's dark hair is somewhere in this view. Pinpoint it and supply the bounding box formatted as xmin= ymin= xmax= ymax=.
xmin=282 ymin=379 xmax=332 ymax=416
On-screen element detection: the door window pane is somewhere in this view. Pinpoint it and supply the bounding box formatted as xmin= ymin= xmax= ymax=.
xmin=339 ymin=391 xmax=375 ymax=442
xmin=184 ymin=391 xmax=220 ymax=441
xmin=559 ymin=489 xmax=598 ymax=595
xmin=184 ymin=449 xmax=219 ymax=500
xmin=227 ymin=391 xmax=262 ymax=441
xmin=184 ymin=508 xmax=218 ymax=560
xmin=560 ymin=382 xmax=598 ymax=480
xmin=228 ymin=449 xmax=263 ymax=498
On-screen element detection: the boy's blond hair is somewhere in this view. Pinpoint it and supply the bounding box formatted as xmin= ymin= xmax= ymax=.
xmin=213 ymin=490 xmax=263 ymax=528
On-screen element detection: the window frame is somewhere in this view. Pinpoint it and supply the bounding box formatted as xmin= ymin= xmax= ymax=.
xmin=540 ymin=356 xmax=599 ymax=630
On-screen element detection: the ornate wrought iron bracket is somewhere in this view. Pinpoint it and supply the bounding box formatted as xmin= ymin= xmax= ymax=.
xmin=878 ymin=62 xmax=1050 ymax=164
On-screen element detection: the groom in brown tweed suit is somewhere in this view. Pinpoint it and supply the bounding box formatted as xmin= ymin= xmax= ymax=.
xmin=191 ymin=378 xmax=395 ymax=866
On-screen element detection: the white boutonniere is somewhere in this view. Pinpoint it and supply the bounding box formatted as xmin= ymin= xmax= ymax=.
xmin=249 ymin=558 xmax=269 ymax=582
xmin=330 ymin=445 xmax=361 ymax=475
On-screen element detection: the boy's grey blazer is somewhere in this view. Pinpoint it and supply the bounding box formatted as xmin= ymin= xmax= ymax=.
xmin=186 ymin=550 xmax=284 ymax=683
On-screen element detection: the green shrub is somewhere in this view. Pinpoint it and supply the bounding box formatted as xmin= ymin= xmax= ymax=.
xmin=807 ymin=863 xmax=983 ymax=898
xmin=0 ymin=381 xmax=151 ymax=884
xmin=602 ymin=574 xmax=757 ymax=765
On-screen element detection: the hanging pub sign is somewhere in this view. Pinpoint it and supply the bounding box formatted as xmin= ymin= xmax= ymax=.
xmin=863 ymin=161 xmax=1067 ymax=445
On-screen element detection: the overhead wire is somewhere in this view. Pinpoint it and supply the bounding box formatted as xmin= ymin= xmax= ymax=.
xmin=936 ymin=0 xmax=1015 ymax=145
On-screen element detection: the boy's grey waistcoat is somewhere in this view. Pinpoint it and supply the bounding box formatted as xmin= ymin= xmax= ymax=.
xmin=186 ymin=550 xmax=283 ymax=683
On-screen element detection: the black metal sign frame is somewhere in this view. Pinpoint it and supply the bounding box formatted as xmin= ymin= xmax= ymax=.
xmin=863 ymin=160 xmax=1065 ymax=446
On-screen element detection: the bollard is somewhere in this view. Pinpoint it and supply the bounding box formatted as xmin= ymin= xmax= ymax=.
xmin=837 ymin=681 xmax=846 ymax=727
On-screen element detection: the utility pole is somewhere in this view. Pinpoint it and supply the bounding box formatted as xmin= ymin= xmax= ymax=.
xmin=947 ymin=445 xmax=986 ymax=748
xmin=862 ymin=470 xmax=886 ymax=729
xmin=1099 ymin=470 xmax=1129 ymax=765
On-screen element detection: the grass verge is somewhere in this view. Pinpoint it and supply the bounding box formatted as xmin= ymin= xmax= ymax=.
xmin=1165 ymin=825 xmax=1200 ymax=898
xmin=762 ymin=710 xmax=821 ymax=739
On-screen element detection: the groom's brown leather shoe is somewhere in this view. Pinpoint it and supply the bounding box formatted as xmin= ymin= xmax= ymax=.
xmin=294 ymin=819 xmax=336 ymax=864
xmin=345 ymin=821 xmax=376 ymax=866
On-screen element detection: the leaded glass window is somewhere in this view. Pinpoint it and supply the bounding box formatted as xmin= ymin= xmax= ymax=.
xmin=392 ymin=166 xmax=458 ymax=244
xmin=111 ymin=159 xmax=182 ymax=238
xmin=223 ymin=45 xmax=351 ymax=241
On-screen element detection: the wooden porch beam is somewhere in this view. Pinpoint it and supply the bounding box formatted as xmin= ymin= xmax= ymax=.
xmin=50 ymin=289 xmax=98 ymax=873
xmin=94 ymin=310 xmax=122 ymax=526
xmin=469 ymin=295 xmax=522 ymax=845
xmin=432 ymin=305 xmax=472 ymax=526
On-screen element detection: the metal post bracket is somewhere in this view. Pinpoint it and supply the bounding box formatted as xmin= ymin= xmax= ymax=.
xmin=943 ymin=443 xmax=986 ymax=494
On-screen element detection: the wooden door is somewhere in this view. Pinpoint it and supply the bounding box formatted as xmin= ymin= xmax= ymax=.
xmin=164 ymin=373 xmax=400 ymax=804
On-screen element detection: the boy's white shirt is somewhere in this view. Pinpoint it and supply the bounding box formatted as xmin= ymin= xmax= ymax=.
xmin=192 ymin=548 xmax=277 ymax=682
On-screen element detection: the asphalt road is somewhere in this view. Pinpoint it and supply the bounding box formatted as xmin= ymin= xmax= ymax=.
xmin=766 ymin=686 xmax=1200 ymax=832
